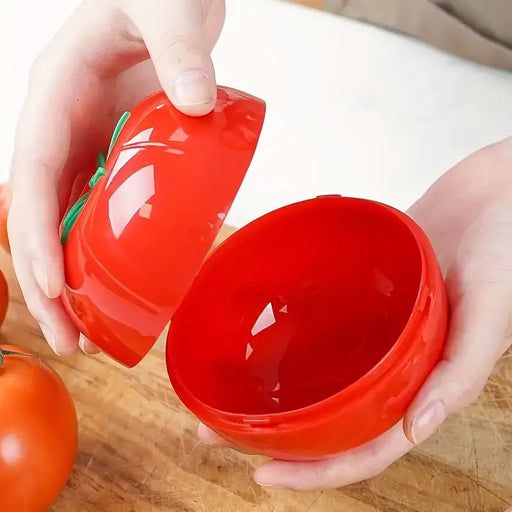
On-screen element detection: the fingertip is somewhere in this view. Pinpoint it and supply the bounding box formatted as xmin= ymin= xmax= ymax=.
xmin=405 ymin=399 xmax=447 ymax=445
xmin=129 ymin=1 xmax=218 ymax=117
xmin=55 ymin=341 xmax=79 ymax=357
xmin=46 ymin=335 xmax=78 ymax=357
xmin=197 ymin=423 xmax=228 ymax=446
xmin=254 ymin=461 xmax=296 ymax=489
xmin=168 ymin=69 xmax=216 ymax=116
xmin=254 ymin=464 xmax=282 ymax=488
xmin=52 ymin=329 xmax=79 ymax=356
xmin=39 ymin=322 xmax=59 ymax=354
xmin=403 ymin=420 xmax=415 ymax=445
xmin=33 ymin=302 xmax=79 ymax=356
xmin=78 ymin=334 xmax=100 ymax=355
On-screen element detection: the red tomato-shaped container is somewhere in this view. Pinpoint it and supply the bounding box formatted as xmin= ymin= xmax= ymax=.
xmin=61 ymin=87 xmax=266 ymax=367
xmin=61 ymin=87 xmax=448 ymax=460
xmin=166 ymin=196 xmax=448 ymax=460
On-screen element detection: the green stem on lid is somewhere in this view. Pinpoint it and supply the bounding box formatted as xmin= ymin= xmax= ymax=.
xmin=60 ymin=111 xmax=131 ymax=245
xmin=107 ymin=111 xmax=131 ymax=158
xmin=96 ymin=151 xmax=106 ymax=168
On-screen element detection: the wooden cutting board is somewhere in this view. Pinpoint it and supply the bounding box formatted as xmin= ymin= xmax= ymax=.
xmin=0 ymin=226 xmax=510 ymax=512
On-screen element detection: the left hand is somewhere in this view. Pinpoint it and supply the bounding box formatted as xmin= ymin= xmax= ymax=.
xmin=198 ymin=136 xmax=512 ymax=491
xmin=8 ymin=0 xmax=224 ymax=355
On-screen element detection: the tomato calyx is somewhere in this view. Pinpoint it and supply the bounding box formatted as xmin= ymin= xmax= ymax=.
xmin=61 ymin=110 xmax=131 ymax=245
xmin=0 ymin=347 xmax=35 ymax=367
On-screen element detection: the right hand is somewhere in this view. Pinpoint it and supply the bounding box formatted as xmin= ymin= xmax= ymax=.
xmin=8 ymin=0 xmax=225 ymax=355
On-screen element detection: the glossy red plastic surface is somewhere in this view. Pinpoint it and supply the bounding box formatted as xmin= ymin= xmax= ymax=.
xmin=61 ymin=87 xmax=265 ymax=367
xmin=166 ymin=196 xmax=448 ymax=460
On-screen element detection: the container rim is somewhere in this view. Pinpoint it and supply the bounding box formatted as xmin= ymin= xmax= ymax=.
xmin=166 ymin=196 xmax=437 ymax=429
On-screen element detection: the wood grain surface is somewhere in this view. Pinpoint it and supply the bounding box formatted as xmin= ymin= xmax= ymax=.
xmin=0 ymin=226 xmax=511 ymax=512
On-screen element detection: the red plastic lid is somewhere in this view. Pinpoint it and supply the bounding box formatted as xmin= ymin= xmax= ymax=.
xmin=61 ymin=87 xmax=266 ymax=367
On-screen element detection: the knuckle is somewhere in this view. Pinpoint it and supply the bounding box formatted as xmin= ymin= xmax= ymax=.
xmin=315 ymin=462 xmax=353 ymax=490
xmin=153 ymin=32 xmax=203 ymax=64
xmin=453 ymin=376 xmax=484 ymax=407
xmin=157 ymin=33 xmax=189 ymax=57
xmin=315 ymin=466 xmax=336 ymax=489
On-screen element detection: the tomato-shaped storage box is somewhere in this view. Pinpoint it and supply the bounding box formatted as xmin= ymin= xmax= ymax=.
xmin=61 ymin=86 xmax=448 ymax=460
xmin=61 ymin=87 xmax=265 ymax=367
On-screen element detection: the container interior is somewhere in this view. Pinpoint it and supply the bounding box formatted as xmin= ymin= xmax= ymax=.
xmin=167 ymin=198 xmax=423 ymax=415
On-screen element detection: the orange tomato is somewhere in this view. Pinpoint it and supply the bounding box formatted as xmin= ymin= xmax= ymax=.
xmin=0 ymin=345 xmax=78 ymax=511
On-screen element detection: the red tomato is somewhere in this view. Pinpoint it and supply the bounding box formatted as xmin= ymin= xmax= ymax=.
xmin=0 ymin=182 xmax=11 ymax=254
xmin=0 ymin=345 xmax=78 ymax=511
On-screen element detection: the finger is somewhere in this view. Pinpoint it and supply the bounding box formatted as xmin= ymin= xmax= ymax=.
xmin=9 ymin=174 xmax=66 ymax=301
xmin=9 ymin=234 xmax=79 ymax=355
xmin=202 ymin=0 xmax=225 ymax=51
xmin=7 ymin=4 xmax=99 ymax=349
xmin=8 ymin=92 xmax=78 ymax=354
xmin=254 ymin=422 xmax=413 ymax=490
xmin=8 ymin=0 xmax=151 ymax=353
xmin=404 ymin=280 xmax=511 ymax=445
xmin=197 ymin=423 xmax=233 ymax=447
xmin=78 ymin=334 xmax=101 ymax=355
xmin=124 ymin=0 xmax=217 ymax=116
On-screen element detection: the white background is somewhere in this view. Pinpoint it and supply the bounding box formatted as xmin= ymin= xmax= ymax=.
xmin=1 ymin=0 xmax=512 ymax=227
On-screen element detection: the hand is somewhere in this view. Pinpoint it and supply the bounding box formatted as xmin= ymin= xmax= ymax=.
xmin=198 ymin=136 xmax=512 ymax=491
xmin=8 ymin=0 xmax=225 ymax=355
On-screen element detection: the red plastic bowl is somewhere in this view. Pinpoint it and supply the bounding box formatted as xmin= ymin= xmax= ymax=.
xmin=165 ymin=195 xmax=448 ymax=460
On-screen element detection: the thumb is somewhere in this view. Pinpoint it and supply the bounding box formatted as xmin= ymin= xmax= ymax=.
xmin=404 ymin=280 xmax=511 ymax=445
xmin=125 ymin=0 xmax=217 ymax=116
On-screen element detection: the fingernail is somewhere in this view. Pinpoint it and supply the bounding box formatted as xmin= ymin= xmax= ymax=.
xmin=40 ymin=323 xmax=57 ymax=353
xmin=78 ymin=334 xmax=94 ymax=355
xmin=410 ymin=400 xmax=447 ymax=444
xmin=32 ymin=261 xmax=50 ymax=297
xmin=254 ymin=470 xmax=282 ymax=489
xmin=172 ymin=70 xmax=212 ymax=106
xmin=78 ymin=335 xmax=86 ymax=353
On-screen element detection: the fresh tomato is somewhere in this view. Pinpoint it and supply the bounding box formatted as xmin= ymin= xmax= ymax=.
xmin=0 ymin=345 xmax=78 ymax=511
xmin=0 ymin=182 xmax=11 ymax=254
